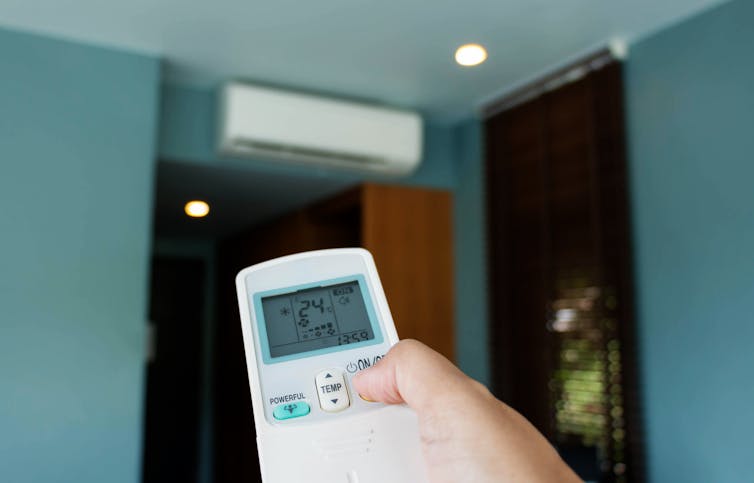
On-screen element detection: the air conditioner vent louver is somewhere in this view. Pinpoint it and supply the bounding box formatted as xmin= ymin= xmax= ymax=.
xmin=230 ymin=139 xmax=387 ymax=166
xmin=218 ymin=83 xmax=422 ymax=176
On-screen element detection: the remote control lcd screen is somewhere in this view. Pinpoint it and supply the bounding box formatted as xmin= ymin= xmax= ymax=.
xmin=261 ymin=280 xmax=375 ymax=358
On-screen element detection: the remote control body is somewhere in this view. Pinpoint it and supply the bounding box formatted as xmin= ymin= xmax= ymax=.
xmin=235 ymin=248 xmax=428 ymax=483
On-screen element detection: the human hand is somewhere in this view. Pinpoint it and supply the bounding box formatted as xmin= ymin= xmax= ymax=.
xmin=351 ymin=339 xmax=581 ymax=483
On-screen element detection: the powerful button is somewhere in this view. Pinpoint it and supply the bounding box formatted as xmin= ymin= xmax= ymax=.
xmin=273 ymin=402 xmax=310 ymax=420
xmin=315 ymin=369 xmax=350 ymax=413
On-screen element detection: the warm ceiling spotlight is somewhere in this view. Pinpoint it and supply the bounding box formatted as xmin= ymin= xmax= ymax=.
xmin=455 ymin=43 xmax=488 ymax=67
xmin=184 ymin=200 xmax=210 ymax=218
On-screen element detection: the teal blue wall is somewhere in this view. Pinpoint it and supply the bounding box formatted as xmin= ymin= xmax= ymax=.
xmin=6 ymin=4 xmax=750 ymax=480
xmin=0 ymin=28 xmax=160 ymax=483
xmin=158 ymin=84 xmax=457 ymax=189
xmin=452 ymin=120 xmax=490 ymax=386
xmin=625 ymin=1 xmax=754 ymax=481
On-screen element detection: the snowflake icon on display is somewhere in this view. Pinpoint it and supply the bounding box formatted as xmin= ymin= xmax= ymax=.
xmin=280 ymin=307 xmax=291 ymax=317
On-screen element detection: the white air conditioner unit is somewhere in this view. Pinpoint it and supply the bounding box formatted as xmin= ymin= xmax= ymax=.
xmin=218 ymin=82 xmax=423 ymax=176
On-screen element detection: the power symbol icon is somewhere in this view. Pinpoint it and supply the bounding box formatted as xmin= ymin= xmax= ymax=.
xmin=346 ymin=362 xmax=358 ymax=373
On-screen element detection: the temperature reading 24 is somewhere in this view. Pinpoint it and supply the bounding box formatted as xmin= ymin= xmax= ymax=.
xmin=338 ymin=330 xmax=370 ymax=346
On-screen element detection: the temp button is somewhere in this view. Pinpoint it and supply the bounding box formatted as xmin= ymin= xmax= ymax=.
xmin=315 ymin=369 xmax=350 ymax=413
xmin=273 ymin=402 xmax=310 ymax=420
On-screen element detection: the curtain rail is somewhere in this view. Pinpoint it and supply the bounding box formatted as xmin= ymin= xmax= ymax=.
xmin=482 ymin=47 xmax=620 ymax=118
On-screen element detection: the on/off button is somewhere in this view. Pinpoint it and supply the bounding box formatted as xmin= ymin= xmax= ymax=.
xmin=315 ymin=369 xmax=350 ymax=413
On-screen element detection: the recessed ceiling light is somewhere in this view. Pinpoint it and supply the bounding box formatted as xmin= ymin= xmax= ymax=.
xmin=455 ymin=43 xmax=488 ymax=67
xmin=184 ymin=200 xmax=210 ymax=218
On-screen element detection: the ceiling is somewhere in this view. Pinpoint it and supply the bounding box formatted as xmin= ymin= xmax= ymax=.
xmin=0 ymin=0 xmax=726 ymax=120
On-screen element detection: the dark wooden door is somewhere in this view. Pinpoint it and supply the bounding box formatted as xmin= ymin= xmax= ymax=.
xmin=143 ymin=256 xmax=205 ymax=483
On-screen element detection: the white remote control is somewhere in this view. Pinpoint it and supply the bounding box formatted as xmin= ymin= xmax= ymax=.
xmin=235 ymin=248 xmax=429 ymax=483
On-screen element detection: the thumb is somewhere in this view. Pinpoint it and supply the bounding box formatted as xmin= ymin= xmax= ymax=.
xmin=351 ymin=339 xmax=482 ymax=411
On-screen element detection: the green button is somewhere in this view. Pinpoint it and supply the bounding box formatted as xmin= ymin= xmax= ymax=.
xmin=273 ymin=402 xmax=310 ymax=420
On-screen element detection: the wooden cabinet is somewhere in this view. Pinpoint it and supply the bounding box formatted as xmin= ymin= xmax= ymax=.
xmin=361 ymin=184 xmax=454 ymax=360
xmin=212 ymin=183 xmax=454 ymax=483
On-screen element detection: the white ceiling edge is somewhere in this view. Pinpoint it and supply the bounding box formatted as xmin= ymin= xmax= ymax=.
xmin=0 ymin=0 xmax=733 ymax=125
xmin=0 ymin=20 xmax=161 ymax=60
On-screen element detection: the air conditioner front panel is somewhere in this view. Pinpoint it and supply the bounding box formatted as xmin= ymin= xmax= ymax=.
xmin=219 ymin=83 xmax=422 ymax=175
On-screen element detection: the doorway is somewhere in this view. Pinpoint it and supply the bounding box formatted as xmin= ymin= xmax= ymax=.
xmin=144 ymin=161 xmax=455 ymax=483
